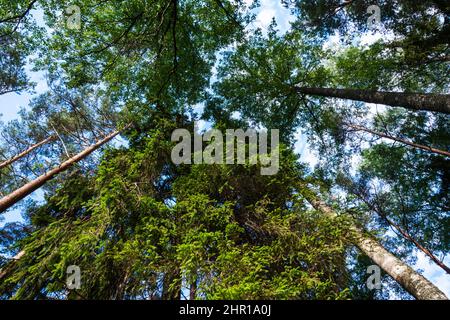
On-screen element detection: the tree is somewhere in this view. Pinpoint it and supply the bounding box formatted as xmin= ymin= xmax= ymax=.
xmin=288 ymin=0 xmax=449 ymax=65
xmin=0 ymin=1 xmax=448 ymax=301
xmin=303 ymin=192 xmax=447 ymax=300
xmin=208 ymin=22 xmax=449 ymax=299
xmin=0 ymin=35 xmax=29 ymax=95
xmin=0 ymin=84 xmax=122 ymax=204
xmin=0 ymin=125 xmax=127 ymax=213
xmin=0 ymin=135 xmax=56 ymax=169
xmin=0 ymin=125 xmax=353 ymax=300
xmin=0 ymin=0 xmax=40 ymax=95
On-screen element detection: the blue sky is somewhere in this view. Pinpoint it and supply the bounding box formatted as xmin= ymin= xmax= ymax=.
xmin=0 ymin=0 xmax=448 ymax=298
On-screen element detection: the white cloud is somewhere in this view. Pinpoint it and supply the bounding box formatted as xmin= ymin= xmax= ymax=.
xmin=366 ymin=103 xmax=387 ymax=117
xmin=231 ymin=111 xmax=241 ymax=120
xmin=257 ymin=8 xmax=277 ymax=29
xmin=322 ymin=32 xmax=342 ymax=52
xmin=250 ymin=0 xmax=294 ymax=33
xmin=254 ymin=0 xmax=277 ymax=29
xmin=294 ymin=129 xmax=319 ymax=169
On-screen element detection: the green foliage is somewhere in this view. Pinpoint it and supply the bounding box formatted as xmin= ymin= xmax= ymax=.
xmin=0 ymin=0 xmax=41 ymax=95
xmin=0 ymin=126 xmax=354 ymax=299
xmin=0 ymin=0 xmax=448 ymax=301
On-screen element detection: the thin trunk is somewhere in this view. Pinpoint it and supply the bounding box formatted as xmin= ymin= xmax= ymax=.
xmin=0 ymin=250 xmax=24 ymax=280
xmin=383 ymin=215 xmax=450 ymax=275
xmin=422 ymin=56 xmax=450 ymax=65
xmin=295 ymin=86 xmax=450 ymax=114
xmin=304 ymin=194 xmax=448 ymax=300
xmin=349 ymin=186 xmax=450 ymax=275
xmin=346 ymin=124 xmax=450 ymax=157
xmin=0 ymin=129 xmax=123 ymax=214
xmin=0 ymin=136 xmax=56 ymax=170
xmin=114 ymin=267 xmax=131 ymax=299
xmin=189 ymin=281 xmax=197 ymax=300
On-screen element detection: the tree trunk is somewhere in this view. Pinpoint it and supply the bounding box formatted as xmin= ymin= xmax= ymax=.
xmin=346 ymin=124 xmax=450 ymax=157
xmin=304 ymin=195 xmax=448 ymax=300
xmin=0 ymin=250 xmax=24 ymax=280
xmin=347 ymin=184 xmax=450 ymax=275
xmin=383 ymin=215 xmax=450 ymax=275
xmin=0 ymin=129 xmax=123 ymax=214
xmin=0 ymin=136 xmax=56 ymax=170
xmin=190 ymin=281 xmax=197 ymax=300
xmin=295 ymin=86 xmax=450 ymax=114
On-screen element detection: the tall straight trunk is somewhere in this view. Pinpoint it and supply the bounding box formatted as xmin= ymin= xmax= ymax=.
xmin=304 ymin=194 xmax=448 ymax=300
xmin=0 ymin=136 xmax=56 ymax=170
xmin=295 ymin=86 xmax=450 ymax=114
xmin=0 ymin=129 xmax=123 ymax=214
xmin=346 ymin=124 xmax=450 ymax=157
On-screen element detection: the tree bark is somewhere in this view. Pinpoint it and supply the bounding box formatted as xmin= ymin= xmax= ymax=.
xmin=295 ymin=86 xmax=450 ymax=114
xmin=346 ymin=124 xmax=450 ymax=157
xmin=304 ymin=194 xmax=448 ymax=300
xmin=347 ymin=184 xmax=450 ymax=275
xmin=0 ymin=136 xmax=56 ymax=170
xmin=0 ymin=129 xmax=123 ymax=214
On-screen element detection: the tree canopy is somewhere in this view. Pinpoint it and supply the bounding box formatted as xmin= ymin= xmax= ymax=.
xmin=0 ymin=0 xmax=448 ymax=300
